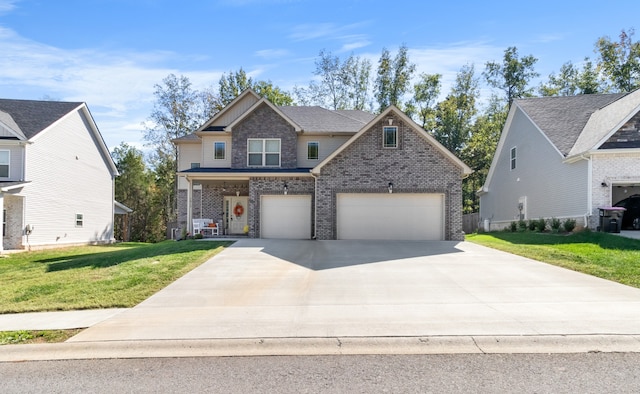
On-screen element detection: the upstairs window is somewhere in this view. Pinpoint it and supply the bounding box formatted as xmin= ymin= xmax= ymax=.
xmin=248 ymin=139 xmax=281 ymax=166
xmin=383 ymin=126 xmax=398 ymax=148
xmin=75 ymin=213 xmax=84 ymax=227
xmin=307 ymin=142 xmax=319 ymax=160
xmin=190 ymin=163 xmax=200 ymax=169
xmin=214 ymin=142 xmax=226 ymax=160
xmin=0 ymin=150 xmax=9 ymax=178
xmin=510 ymin=147 xmax=517 ymax=170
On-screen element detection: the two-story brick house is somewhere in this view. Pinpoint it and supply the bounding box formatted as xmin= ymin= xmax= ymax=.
xmin=174 ymin=89 xmax=472 ymax=241
xmin=0 ymin=99 xmax=118 ymax=251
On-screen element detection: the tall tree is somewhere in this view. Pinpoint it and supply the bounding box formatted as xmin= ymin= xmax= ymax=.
xmin=432 ymin=64 xmax=479 ymax=155
xmin=214 ymin=68 xmax=294 ymax=111
xmin=374 ymin=44 xmax=416 ymax=111
xmin=484 ymin=46 xmax=539 ymax=106
xmin=595 ymin=28 xmax=640 ymax=92
xmin=539 ymin=58 xmax=605 ymax=96
xmin=144 ymin=74 xmax=204 ymax=226
xmin=295 ymin=50 xmax=371 ymax=110
xmin=112 ymin=143 xmax=165 ymax=242
xmin=410 ymin=73 xmax=442 ymax=129
xmin=460 ymin=97 xmax=508 ymax=213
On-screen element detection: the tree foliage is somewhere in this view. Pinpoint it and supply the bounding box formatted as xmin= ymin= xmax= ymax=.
xmin=374 ymin=45 xmax=416 ymax=111
xmin=112 ymin=143 xmax=165 ymax=242
xmin=294 ymin=50 xmax=371 ymax=110
xmin=460 ymin=97 xmax=508 ymax=213
xmin=410 ymin=73 xmax=441 ymax=130
xmin=539 ymin=59 xmax=604 ymax=96
xmin=484 ymin=46 xmax=539 ymax=105
xmin=595 ymin=28 xmax=640 ymax=92
xmin=432 ymin=64 xmax=479 ymax=155
xmin=214 ymin=68 xmax=293 ymax=111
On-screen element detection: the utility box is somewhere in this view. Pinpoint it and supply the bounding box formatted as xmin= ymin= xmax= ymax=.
xmin=598 ymin=207 xmax=626 ymax=233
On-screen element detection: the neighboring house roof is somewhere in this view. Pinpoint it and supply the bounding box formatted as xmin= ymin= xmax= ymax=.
xmin=0 ymin=99 xmax=83 ymax=139
xmin=114 ymin=200 xmax=133 ymax=215
xmin=515 ymin=93 xmax=627 ymax=156
xmin=0 ymin=98 xmax=119 ymax=177
xmin=312 ymin=106 xmax=472 ymax=176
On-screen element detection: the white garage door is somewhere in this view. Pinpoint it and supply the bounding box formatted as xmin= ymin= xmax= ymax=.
xmin=261 ymin=195 xmax=312 ymax=239
xmin=337 ymin=193 xmax=444 ymax=241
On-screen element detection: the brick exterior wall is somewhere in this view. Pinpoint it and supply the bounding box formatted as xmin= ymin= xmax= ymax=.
xmin=231 ymin=103 xmax=298 ymax=169
xmin=4 ymin=194 xmax=24 ymax=249
xmin=591 ymin=152 xmax=640 ymax=228
xmin=314 ymin=113 xmax=465 ymax=241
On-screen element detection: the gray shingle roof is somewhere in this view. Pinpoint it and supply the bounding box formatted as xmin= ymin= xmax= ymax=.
xmin=278 ymin=106 xmax=374 ymax=133
xmin=515 ymin=93 xmax=627 ymax=155
xmin=0 ymin=99 xmax=83 ymax=139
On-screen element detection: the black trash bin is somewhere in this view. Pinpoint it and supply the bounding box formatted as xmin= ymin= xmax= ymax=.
xmin=598 ymin=207 xmax=626 ymax=233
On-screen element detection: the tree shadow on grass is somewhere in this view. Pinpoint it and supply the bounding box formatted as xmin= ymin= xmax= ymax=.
xmin=41 ymin=241 xmax=233 ymax=272
xmin=486 ymin=231 xmax=640 ymax=252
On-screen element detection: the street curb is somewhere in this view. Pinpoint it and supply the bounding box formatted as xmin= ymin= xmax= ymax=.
xmin=2 ymin=335 xmax=640 ymax=362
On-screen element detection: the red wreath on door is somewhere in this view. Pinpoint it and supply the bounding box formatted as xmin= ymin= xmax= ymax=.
xmin=233 ymin=203 xmax=244 ymax=217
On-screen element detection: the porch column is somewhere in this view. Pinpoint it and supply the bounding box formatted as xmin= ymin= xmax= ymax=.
xmin=186 ymin=177 xmax=193 ymax=235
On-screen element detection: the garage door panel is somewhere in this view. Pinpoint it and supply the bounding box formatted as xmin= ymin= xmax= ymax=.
xmin=261 ymin=195 xmax=312 ymax=239
xmin=337 ymin=193 xmax=444 ymax=241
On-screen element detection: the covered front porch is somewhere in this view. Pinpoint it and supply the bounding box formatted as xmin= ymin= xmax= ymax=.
xmin=182 ymin=178 xmax=250 ymax=237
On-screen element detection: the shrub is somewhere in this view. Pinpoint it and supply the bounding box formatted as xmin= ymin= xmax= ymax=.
xmin=527 ymin=220 xmax=537 ymax=231
xmin=550 ymin=217 xmax=562 ymax=233
xmin=517 ymin=219 xmax=527 ymax=232
xmin=536 ymin=218 xmax=547 ymax=232
xmin=563 ymin=218 xmax=577 ymax=233
xmin=194 ymin=233 xmax=204 ymax=239
xmin=509 ymin=221 xmax=518 ymax=232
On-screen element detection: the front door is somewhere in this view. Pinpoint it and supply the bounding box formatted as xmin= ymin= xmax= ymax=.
xmin=226 ymin=196 xmax=248 ymax=234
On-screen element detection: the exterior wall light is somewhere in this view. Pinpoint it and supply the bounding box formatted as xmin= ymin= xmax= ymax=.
xmin=388 ymin=182 xmax=393 ymax=194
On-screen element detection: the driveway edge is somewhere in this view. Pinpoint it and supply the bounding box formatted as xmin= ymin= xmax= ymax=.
xmin=1 ymin=335 xmax=640 ymax=362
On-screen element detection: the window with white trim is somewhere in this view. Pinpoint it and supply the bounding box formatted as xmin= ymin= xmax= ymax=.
xmin=383 ymin=126 xmax=398 ymax=148
xmin=0 ymin=150 xmax=9 ymax=178
xmin=75 ymin=213 xmax=84 ymax=227
xmin=248 ymin=139 xmax=280 ymax=166
xmin=510 ymin=147 xmax=517 ymax=170
xmin=307 ymin=141 xmax=319 ymax=160
xmin=190 ymin=163 xmax=200 ymax=169
xmin=214 ymin=142 xmax=226 ymax=160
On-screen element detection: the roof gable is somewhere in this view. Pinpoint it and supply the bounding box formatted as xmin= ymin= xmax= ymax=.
xmin=312 ymin=106 xmax=472 ymax=176
xmin=226 ymin=98 xmax=302 ymax=132
xmin=0 ymin=99 xmax=83 ymax=140
xmin=515 ymin=93 xmax=627 ymax=156
xmin=197 ymin=89 xmax=261 ymax=132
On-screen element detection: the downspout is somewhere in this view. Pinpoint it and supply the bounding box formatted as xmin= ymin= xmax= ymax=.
xmin=311 ymin=172 xmax=318 ymax=239
xmin=586 ymin=154 xmax=593 ymax=229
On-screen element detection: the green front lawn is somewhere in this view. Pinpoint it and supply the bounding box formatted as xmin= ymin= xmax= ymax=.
xmin=466 ymin=231 xmax=640 ymax=288
xmin=0 ymin=240 xmax=232 ymax=314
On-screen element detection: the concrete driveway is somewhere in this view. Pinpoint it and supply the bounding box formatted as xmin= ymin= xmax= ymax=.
xmin=69 ymin=239 xmax=640 ymax=343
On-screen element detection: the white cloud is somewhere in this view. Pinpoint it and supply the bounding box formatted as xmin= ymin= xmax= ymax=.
xmin=255 ymin=49 xmax=290 ymax=59
xmin=0 ymin=26 xmax=224 ymax=149
xmin=0 ymin=0 xmax=18 ymax=15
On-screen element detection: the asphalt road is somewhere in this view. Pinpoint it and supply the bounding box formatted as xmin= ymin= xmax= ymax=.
xmin=2 ymin=353 xmax=639 ymax=393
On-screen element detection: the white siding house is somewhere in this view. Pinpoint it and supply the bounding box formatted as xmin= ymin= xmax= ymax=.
xmin=0 ymin=99 xmax=118 ymax=251
xmin=480 ymin=91 xmax=640 ymax=231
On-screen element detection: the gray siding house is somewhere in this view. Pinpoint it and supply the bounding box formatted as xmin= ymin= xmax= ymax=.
xmin=0 ymin=99 xmax=118 ymax=251
xmin=174 ymin=89 xmax=472 ymax=241
xmin=479 ymin=90 xmax=640 ymax=230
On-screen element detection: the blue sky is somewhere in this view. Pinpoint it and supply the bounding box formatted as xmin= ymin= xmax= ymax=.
xmin=1 ymin=0 xmax=638 ymax=151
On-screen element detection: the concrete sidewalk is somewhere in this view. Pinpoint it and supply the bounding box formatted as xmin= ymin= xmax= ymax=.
xmin=2 ymin=239 xmax=640 ymax=360
xmin=0 ymin=309 xmax=127 ymax=332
